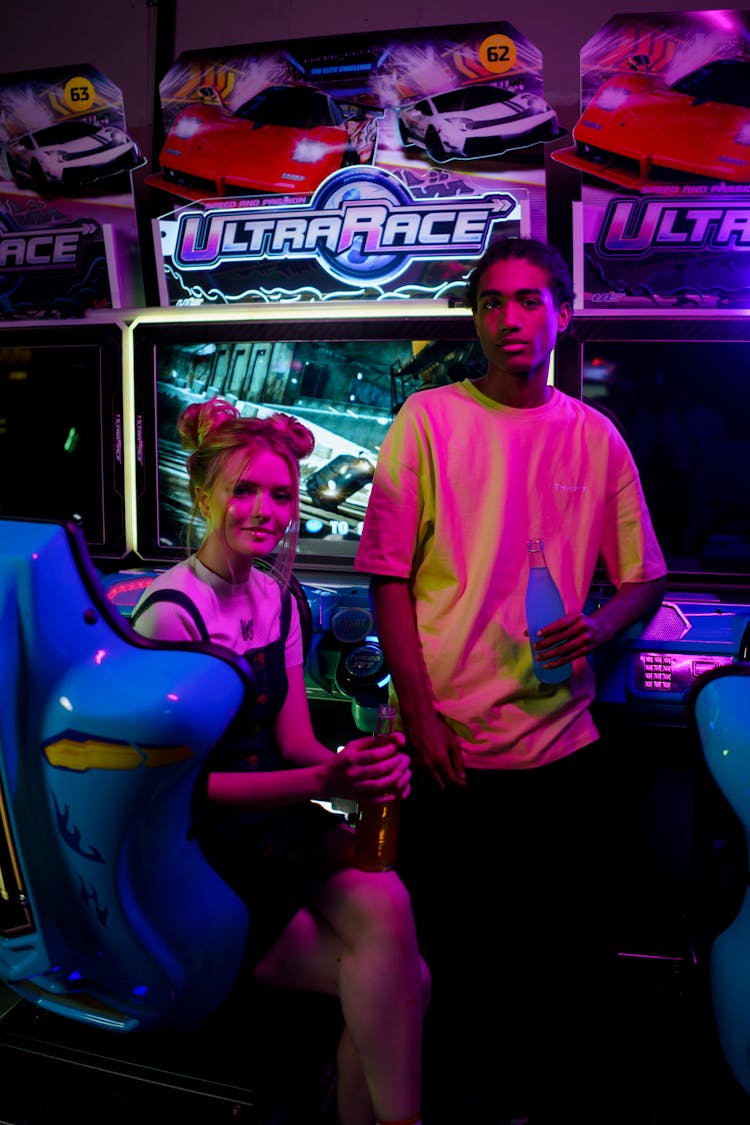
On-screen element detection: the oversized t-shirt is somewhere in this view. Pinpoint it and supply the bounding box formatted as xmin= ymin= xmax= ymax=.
xmin=354 ymin=380 xmax=667 ymax=770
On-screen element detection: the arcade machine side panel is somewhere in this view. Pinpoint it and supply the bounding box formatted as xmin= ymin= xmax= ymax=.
xmin=0 ymin=320 xmax=129 ymax=563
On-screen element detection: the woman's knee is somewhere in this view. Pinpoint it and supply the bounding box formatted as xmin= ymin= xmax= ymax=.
xmin=331 ymin=869 xmax=419 ymax=946
xmin=357 ymin=870 xmax=416 ymax=925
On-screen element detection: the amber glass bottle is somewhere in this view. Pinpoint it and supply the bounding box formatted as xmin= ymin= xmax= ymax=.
xmin=353 ymin=703 xmax=401 ymax=872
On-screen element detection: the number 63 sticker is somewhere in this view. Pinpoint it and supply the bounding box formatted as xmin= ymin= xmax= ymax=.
xmin=63 ymin=77 xmax=95 ymax=110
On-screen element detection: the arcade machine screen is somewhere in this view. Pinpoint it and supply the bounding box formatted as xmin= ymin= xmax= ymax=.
xmin=555 ymin=318 xmax=750 ymax=954
xmin=562 ymin=320 xmax=750 ymax=588
xmin=131 ymin=310 xmax=485 ymax=572
xmin=0 ymin=322 xmax=127 ymax=561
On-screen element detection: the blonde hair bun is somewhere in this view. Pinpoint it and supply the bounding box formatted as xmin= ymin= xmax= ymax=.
xmin=177 ymin=397 xmax=315 ymax=463
xmin=178 ymin=397 xmax=240 ymax=451
xmin=266 ymin=412 xmax=316 ymax=460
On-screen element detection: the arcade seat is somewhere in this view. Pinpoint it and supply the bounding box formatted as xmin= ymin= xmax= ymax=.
xmin=0 ymin=515 xmax=253 ymax=1033
xmin=687 ymin=663 xmax=750 ymax=1102
xmin=0 ymin=516 xmax=343 ymax=1121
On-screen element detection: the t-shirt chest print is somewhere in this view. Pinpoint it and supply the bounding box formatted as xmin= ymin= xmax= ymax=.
xmin=240 ymin=618 xmax=254 ymax=642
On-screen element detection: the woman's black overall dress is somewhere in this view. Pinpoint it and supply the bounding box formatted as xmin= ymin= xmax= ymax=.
xmin=133 ymin=583 xmax=341 ymax=967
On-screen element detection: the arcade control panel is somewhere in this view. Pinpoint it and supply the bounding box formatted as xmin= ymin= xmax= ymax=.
xmin=101 ymin=568 xmax=750 ymax=729
xmin=589 ymin=590 xmax=750 ymax=724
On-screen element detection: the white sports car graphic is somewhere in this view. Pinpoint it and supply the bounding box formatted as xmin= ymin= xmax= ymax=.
xmin=396 ymin=83 xmax=562 ymax=163
xmin=6 ymin=119 xmax=143 ymax=192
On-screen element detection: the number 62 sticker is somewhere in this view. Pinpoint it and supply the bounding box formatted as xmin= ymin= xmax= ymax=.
xmin=479 ymin=35 xmax=518 ymax=75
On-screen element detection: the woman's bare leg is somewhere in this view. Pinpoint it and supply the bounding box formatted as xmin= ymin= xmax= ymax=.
xmin=254 ymin=905 xmax=374 ymax=1125
xmin=253 ymin=838 xmax=429 ymax=1125
xmin=319 ymin=867 xmax=426 ymax=1123
xmin=337 ymin=1028 xmax=376 ymax=1125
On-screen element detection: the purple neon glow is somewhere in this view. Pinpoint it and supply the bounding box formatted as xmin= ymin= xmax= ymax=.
xmin=616 ymin=951 xmax=683 ymax=962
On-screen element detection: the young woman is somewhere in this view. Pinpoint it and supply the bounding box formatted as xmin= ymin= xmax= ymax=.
xmin=132 ymin=397 xmax=428 ymax=1125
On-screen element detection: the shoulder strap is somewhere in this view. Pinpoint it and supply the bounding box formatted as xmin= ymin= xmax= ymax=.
xmin=131 ymin=588 xmax=211 ymax=643
xmin=279 ymin=587 xmax=292 ymax=644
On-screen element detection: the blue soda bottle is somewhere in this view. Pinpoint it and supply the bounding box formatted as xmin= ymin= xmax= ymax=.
xmin=525 ymin=538 xmax=572 ymax=684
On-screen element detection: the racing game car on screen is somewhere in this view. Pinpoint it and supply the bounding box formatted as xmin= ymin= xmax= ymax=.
xmin=154 ymin=83 xmax=379 ymax=201
xmin=305 ymin=453 xmax=375 ymax=512
xmin=552 ymin=56 xmax=750 ymax=189
xmin=5 ymin=119 xmax=143 ymax=193
xmin=395 ymin=82 xmax=562 ymax=164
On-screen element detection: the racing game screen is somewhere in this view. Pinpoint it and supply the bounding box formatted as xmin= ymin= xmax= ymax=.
xmin=0 ymin=324 xmax=126 ymax=559
xmin=580 ymin=336 xmax=750 ymax=582
xmin=133 ymin=316 xmax=485 ymax=567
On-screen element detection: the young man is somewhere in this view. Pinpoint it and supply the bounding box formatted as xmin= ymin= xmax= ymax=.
xmin=354 ymin=236 xmax=668 ymax=1123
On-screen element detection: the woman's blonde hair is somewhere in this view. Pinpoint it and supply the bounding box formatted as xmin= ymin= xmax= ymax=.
xmin=177 ymin=396 xmax=315 ymax=587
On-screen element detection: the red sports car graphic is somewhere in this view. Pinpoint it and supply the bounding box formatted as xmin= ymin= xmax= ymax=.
xmin=552 ymin=57 xmax=750 ymax=189
xmin=149 ymin=83 xmax=380 ymax=201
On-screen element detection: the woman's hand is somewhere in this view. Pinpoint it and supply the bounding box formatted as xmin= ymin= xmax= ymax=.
xmin=321 ymin=733 xmax=411 ymax=802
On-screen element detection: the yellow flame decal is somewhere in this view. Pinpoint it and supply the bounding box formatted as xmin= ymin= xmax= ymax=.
xmin=43 ymin=738 xmax=192 ymax=771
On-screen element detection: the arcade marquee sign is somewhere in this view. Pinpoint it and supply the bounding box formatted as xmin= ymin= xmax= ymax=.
xmin=156 ymin=166 xmax=522 ymax=304
xmin=4 ymin=13 xmax=750 ymax=315
xmin=149 ymin=21 xmax=556 ymax=305
xmin=558 ymin=10 xmax=750 ymax=312
xmin=0 ymin=63 xmax=145 ymax=318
